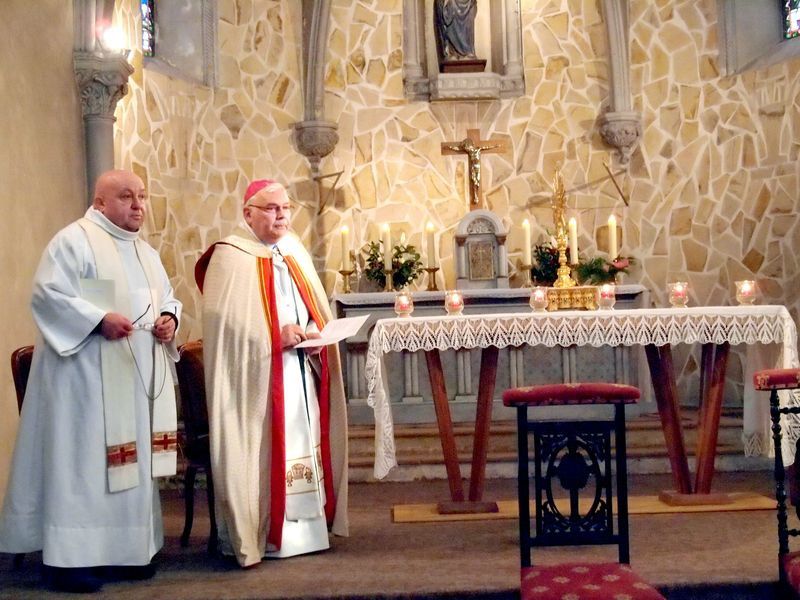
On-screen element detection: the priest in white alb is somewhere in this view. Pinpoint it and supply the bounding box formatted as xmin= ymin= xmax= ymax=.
xmin=0 ymin=170 xmax=181 ymax=593
xmin=195 ymin=179 xmax=348 ymax=568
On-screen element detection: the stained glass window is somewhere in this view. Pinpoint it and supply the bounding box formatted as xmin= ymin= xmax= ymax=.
xmin=141 ymin=0 xmax=155 ymax=57
xmin=783 ymin=0 xmax=800 ymax=39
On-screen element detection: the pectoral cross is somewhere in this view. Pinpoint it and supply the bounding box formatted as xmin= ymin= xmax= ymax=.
xmin=441 ymin=129 xmax=509 ymax=209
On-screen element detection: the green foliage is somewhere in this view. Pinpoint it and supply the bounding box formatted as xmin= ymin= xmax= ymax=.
xmin=531 ymin=242 xmax=560 ymax=285
xmin=574 ymin=256 xmax=634 ymax=285
xmin=362 ymin=241 xmax=424 ymax=290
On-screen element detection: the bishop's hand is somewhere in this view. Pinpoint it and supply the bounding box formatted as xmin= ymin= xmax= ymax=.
xmin=280 ymin=324 xmax=307 ymax=349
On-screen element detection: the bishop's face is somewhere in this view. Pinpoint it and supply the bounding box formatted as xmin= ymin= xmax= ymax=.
xmin=243 ymin=189 xmax=293 ymax=245
xmin=94 ymin=171 xmax=147 ymax=232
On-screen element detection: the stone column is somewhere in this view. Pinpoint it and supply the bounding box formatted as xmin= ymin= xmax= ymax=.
xmin=295 ymin=0 xmax=338 ymax=177
xmin=599 ymin=0 xmax=641 ymax=164
xmin=503 ymin=0 xmax=523 ymax=78
xmin=73 ymin=51 xmax=133 ymax=202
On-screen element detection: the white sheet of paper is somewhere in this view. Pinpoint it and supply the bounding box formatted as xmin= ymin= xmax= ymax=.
xmin=295 ymin=314 xmax=371 ymax=348
xmin=79 ymin=278 xmax=115 ymax=312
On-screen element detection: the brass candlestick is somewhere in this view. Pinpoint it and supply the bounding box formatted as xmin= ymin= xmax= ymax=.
xmin=424 ymin=266 xmax=440 ymax=291
xmin=519 ymin=263 xmax=532 ymax=287
xmin=338 ymin=269 xmax=354 ymax=293
xmin=383 ymin=268 xmax=394 ymax=292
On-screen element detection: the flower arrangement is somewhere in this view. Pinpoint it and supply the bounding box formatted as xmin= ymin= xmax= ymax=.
xmin=531 ymin=240 xmax=634 ymax=286
xmin=574 ymin=256 xmax=633 ymax=285
xmin=362 ymin=240 xmax=424 ymax=290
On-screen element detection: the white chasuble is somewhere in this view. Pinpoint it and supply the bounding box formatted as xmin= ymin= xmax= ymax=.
xmin=198 ymin=227 xmax=349 ymax=568
xmin=0 ymin=208 xmax=181 ymax=568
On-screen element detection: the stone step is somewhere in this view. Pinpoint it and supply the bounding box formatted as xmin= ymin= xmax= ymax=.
xmin=346 ymin=410 xmax=766 ymax=481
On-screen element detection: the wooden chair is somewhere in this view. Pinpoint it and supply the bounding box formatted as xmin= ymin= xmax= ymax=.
xmin=11 ymin=345 xmax=34 ymax=413
xmin=754 ymin=367 xmax=800 ymax=597
xmin=9 ymin=345 xmax=34 ymax=568
xmin=175 ymin=340 xmax=217 ymax=554
xmin=502 ymin=382 xmax=664 ymax=600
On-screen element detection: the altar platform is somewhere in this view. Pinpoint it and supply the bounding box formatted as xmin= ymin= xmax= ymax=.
xmin=0 ymin=471 xmax=784 ymax=599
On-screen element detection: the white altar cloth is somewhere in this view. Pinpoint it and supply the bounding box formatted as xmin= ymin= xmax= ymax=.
xmin=365 ymin=305 xmax=800 ymax=479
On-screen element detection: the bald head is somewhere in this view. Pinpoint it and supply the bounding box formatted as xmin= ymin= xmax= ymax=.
xmin=93 ymin=169 xmax=147 ymax=232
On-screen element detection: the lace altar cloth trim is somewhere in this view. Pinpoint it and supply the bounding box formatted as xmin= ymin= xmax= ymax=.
xmin=365 ymin=305 xmax=800 ymax=479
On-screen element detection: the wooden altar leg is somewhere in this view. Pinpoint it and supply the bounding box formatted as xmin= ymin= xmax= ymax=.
xmin=644 ymin=344 xmax=693 ymax=495
xmin=468 ymin=346 xmax=500 ymax=506
xmin=694 ymin=342 xmax=730 ymax=494
xmin=423 ymin=349 xmax=464 ymax=503
xmin=696 ymin=343 xmax=714 ymax=450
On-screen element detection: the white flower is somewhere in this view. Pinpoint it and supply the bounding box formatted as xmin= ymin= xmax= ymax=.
xmin=571 ymin=566 xmax=589 ymax=574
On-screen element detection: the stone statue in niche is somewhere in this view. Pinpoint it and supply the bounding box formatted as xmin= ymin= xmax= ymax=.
xmin=433 ymin=0 xmax=486 ymax=73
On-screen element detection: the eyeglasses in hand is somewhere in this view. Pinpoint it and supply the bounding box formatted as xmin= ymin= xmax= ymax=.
xmin=132 ymin=304 xmax=154 ymax=330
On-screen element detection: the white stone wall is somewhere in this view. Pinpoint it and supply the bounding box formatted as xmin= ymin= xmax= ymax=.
xmin=113 ymin=0 xmax=800 ymax=404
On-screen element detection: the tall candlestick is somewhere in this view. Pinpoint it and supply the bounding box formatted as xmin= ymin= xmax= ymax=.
xmin=568 ymin=217 xmax=578 ymax=265
xmin=608 ymin=215 xmax=618 ymax=260
xmin=522 ymin=219 xmax=532 ymax=265
xmin=340 ymin=225 xmax=350 ymax=271
xmin=382 ymin=224 xmax=392 ymax=269
xmin=426 ymin=221 xmax=436 ymax=268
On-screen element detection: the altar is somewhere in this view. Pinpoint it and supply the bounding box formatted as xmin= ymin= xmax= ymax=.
xmin=364 ymin=305 xmax=800 ymax=506
xmin=332 ymin=284 xmax=649 ymax=425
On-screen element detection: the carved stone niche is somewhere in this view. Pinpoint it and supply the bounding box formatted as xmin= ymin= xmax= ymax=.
xmin=454 ymin=209 xmax=509 ymax=289
xmin=403 ymin=0 xmax=524 ymax=101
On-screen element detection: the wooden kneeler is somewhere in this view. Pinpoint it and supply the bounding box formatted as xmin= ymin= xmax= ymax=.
xmin=754 ymin=368 xmax=800 ymax=598
xmin=503 ymin=382 xmax=665 ymax=600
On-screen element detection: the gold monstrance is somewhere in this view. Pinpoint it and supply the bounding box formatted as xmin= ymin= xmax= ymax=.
xmin=546 ymin=170 xmax=597 ymax=310
xmin=551 ymin=170 xmax=576 ymax=289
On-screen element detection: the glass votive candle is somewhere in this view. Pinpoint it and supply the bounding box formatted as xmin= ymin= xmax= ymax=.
xmin=597 ymin=283 xmax=616 ymax=309
xmin=444 ymin=290 xmax=464 ymax=315
xmin=735 ymin=280 xmax=756 ymax=305
xmin=668 ymin=281 xmax=689 ymax=308
xmin=529 ymin=286 xmax=549 ymax=312
xmin=394 ymin=291 xmax=414 ymax=317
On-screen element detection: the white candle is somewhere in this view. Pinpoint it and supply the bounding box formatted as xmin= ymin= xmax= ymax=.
xmin=426 ymin=222 xmax=436 ymax=268
xmin=608 ymin=215 xmax=618 ymax=259
xmin=340 ymin=225 xmax=350 ymax=271
xmin=522 ymin=219 xmax=532 ymax=265
xmin=568 ymin=217 xmax=578 ymax=264
xmin=382 ymin=224 xmax=392 ymax=269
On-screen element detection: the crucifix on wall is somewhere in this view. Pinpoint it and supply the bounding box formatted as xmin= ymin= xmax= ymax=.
xmin=441 ymin=129 xmax=509 ymax=209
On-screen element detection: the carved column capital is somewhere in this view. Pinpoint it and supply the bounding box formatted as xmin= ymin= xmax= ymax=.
xmin=293 ymin=120 xmax=339 ymax=176
xmin=73 ymin=51 xmax=134 ymax=119
xmin=599 ymin=110 xmax=642 ymax=165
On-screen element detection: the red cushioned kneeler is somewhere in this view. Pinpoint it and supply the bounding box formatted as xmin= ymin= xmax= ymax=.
xmin=755 ymin=368 xmax=800 ymax=597
xmin=503 ymin=382 xmax=664 ymax=600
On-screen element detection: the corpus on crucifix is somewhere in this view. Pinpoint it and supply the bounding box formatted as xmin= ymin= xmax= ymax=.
xmin=441 ymin=129 xmax=508 ymax=209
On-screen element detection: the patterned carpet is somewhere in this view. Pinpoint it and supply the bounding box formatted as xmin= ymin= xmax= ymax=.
xmin=0 ymin=471 xmax=786 ymax=599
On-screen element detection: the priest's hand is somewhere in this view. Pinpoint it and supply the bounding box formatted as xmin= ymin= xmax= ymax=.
xmin=281 ymin=324 xmax=306 ymax=349
xmin=100 ymin=312 xmax=134 ymax=340
xmin=153 ymin=314 xmax=176 ymax=343
xmin=304 ymin=332 xmax=323 ymax=356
